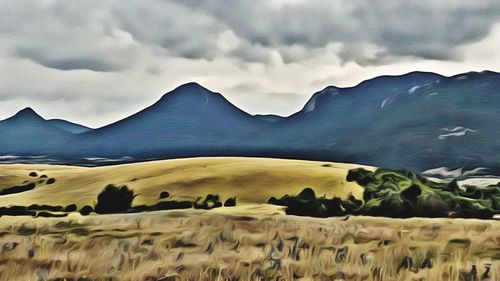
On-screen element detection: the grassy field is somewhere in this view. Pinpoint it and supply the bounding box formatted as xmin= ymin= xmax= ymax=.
xmin=0 ymin=157 xmax=370 ymax=207
xmin=0 ymin=157 xmax=499 ymax=281
xmin=0 ymin=208 xmax=498 ymax=281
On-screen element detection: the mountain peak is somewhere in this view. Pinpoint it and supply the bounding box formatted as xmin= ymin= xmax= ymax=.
xmin=175 ymin=82 xmax=209 ymax=91
xmin=156 ymin=82 xmax=219 ymax=106
xmin=11 ymin=107 xmax=44 ymax=120
xmin=164 ymin=82 xmax=213 ymax=97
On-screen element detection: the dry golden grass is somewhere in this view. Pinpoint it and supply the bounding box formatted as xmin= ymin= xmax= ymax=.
xmin=0 ymin=157 xmax=498 ymax=281
xmin=0 ymin=209 xmax=498 ymax=281
xmin=0 ymin=157 xmax=371 ymax=206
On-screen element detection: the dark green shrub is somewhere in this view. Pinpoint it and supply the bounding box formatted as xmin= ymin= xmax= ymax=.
xmin=159 ymin=191 xmax=170 ymax=199
xmin=64 ymin=204 xmax=77 ymax=212
xmin=224 ymin=197 xmax=236 ymax=207
xmin=0 ymin=206 xmax=35 ymax=217
xmin=29 ymin=172 xmax=37 ymax=177
xmin=268 ymin=188 xmax=347 ymax=217
xmin=194 ymin=194 xmax=223 ymax=210
xmin=80 ymin=205 xmax=93 ymax=216
xmin=46 ymin=178 xmax=56 ymax=185
xmin=0 ymin=183 xmax=36 ymax=195
xmin=94 ymin=184 xmax=135 ymax=214
xmin=27 ymin=204 xmax=64 ymax=212
xmin=347 ymin=168 xmax=499 ymax=219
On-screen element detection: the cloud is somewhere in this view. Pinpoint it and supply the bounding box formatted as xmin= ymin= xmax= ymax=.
xmin=1 ymin=1 xmax=139 ymax=72
xmin=0 ymin=0 xmax=499 ymax=127
xmin=175 ymin=0 xmax=500 ymax=64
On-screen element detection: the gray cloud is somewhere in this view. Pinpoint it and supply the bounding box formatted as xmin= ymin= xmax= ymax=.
xmin=0 ymin=0 xmax=500 ymax=127
xmin=2 ymin=0 xmax=499 ymax=69
xmin=1 ymin=0 xmax=139 ymax=72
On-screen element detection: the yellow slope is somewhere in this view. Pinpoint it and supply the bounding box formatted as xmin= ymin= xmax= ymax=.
xmin=0 ymin=157 xmax=372 ymax=207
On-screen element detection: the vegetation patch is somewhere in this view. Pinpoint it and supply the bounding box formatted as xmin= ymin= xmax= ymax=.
xmin=0 ymin=183 xmax=232 ymax=217
xmin=269 ymin=168 xmax=500 ymax=219
xmin=347 ymin=168 xmax=500 ymax=219
xmin=0 ymin=183 xmax=36 ymax=196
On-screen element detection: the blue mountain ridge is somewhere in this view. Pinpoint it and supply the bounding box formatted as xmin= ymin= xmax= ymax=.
xmin=1 ymin=71 xmax=499 ymax=172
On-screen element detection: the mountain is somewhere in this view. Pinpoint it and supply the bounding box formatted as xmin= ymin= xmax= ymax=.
xmin=0 ymin=108 xmax=75 ymax=155
xmin=1 ymin=71 xmax=500 ymax=171
xmin=274 ymin=71 xmax=500 ymax=171
xmin=47 ymin=119 xmax=92 ymax=133
xmin=76 ymin=82 xmax=270 ymax=158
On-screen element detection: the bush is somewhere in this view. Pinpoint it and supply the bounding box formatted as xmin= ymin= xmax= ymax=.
xmin=64 ymin=204 xmax=77 ymax=212
xmin=94 ymin=184 xmax=135 ymax=214
xmin=80 ymin=205 xmax=93 ymax=216
xmin=0 ymin=183 xmax=36 ymax=196
xmin=133 ymin=201 xmax=193 ymax=212
xmin=46 ymin=178 xmax=56 ymax=185
xmin=194 ymin=194 xmax=223 ymax=210
xmin=27 ymin=204 xmax=64 ymax=212
xmin=224 ymin=197 xmax=236 ymax=207
xmin=159 ymin=191 xmax=170 ymax=199
xmin=0 ymin=206 xmax=35 ymax=217
xmin=29 ymin=172 xmax=38 ymax=177
xmin=268 ymin=188 xmax=347 ymax=217
xmin=347 ymin=168 xmax=500 ymax=219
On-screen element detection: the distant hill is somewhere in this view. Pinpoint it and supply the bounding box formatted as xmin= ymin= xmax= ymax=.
xmin=47 ymin=119 xmax=91 ymax=133
xmin=1 ymin=71 xmax=500 ymax=172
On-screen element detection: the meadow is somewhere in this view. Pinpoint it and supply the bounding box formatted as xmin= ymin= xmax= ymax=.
xmin=0 ymin=157 xmax=369 ymax=207
xmin=0 ymin=209 xmax=498 ymax=281
xmin=0 ymin=157 xmax=498 ymax=281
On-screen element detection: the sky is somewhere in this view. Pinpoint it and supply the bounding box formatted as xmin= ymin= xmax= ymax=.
xmin=1 ymin=0 xmax=500 ymax=128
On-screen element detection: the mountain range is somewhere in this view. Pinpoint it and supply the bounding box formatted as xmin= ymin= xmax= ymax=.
xmin=1 ymin=70 xmax=500 ymax=172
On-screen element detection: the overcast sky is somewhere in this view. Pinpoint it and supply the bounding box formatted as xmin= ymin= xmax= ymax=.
xmin=1 ymin=0 xmax=500 ymax=127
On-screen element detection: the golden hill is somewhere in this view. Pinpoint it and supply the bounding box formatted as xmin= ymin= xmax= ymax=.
xmin=0 ymin=157 xmax=371 ymax=207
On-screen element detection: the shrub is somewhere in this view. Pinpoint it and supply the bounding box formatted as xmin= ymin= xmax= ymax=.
xmin=80 ymin=205 xmax=93 ymax=216
xmin=94 ymin=184 xmax=135 ymax=214
xmin=29 ymin=172 xmax=38 ymax=177
xmin=159 ymin=191 xmax=170 ymax=199
xmin=0 ymin=183 xmax=36 ymax=196
xmin=224 ymin=197 xmax=236 ymax=207
xmin=347 ymin=168 xmax=500 ymax=219
xmin=194 ymin=194 xmax=223 ymax=210
xmin=27 ymin=204 xmax=64 ymax=212
xmin=64 ymin=204 xmax=77 ymax=212
xmin=268 ymin=188 xmax=347 ymax=217
xmin=0 ymin=206 xmax=35 ymax=217
xmin=46 ymin=178 xmax=56 ymax=185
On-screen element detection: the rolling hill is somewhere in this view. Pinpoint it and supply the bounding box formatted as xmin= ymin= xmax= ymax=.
xmin=0 ymin=157 xmax=368 ymax=207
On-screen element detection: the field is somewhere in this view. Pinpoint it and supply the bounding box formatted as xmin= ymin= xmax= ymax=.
xmin=0 ymin=157 xmax=499 ymax=281
xmin=0 ymin=157 xmax=370 ymax=206
xmin=0 ymin=209 xmax=498 ymax=281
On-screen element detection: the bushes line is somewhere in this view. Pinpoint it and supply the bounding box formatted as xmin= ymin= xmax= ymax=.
xmin=268 ymin=168 xmax=500 ymax=219
xmin=0 ymin=184 xmax=235 ymax=217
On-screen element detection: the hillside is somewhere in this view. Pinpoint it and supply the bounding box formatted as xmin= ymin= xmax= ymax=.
xmin=0 ymin=157 xmax=370 ymax=207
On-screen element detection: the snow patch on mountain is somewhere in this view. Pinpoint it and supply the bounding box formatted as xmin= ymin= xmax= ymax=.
xmin=408 ymin=83 xmax=432 ymax=94
xmin=408 ymin=85 xmax=421 ymax=94
xmin=304 ymin=89 xmax=338 ymax=112
xmin=438 ymin=127 xmax=476 ymax=140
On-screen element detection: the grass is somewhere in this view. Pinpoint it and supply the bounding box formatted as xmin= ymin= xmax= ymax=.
xmin=0 ymin=209 xmax=498 ymax=281
xmin=0 ymin=157 xmax=370 ymax=207
xmin=0 ymin=157 xmax=498 ymax=280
